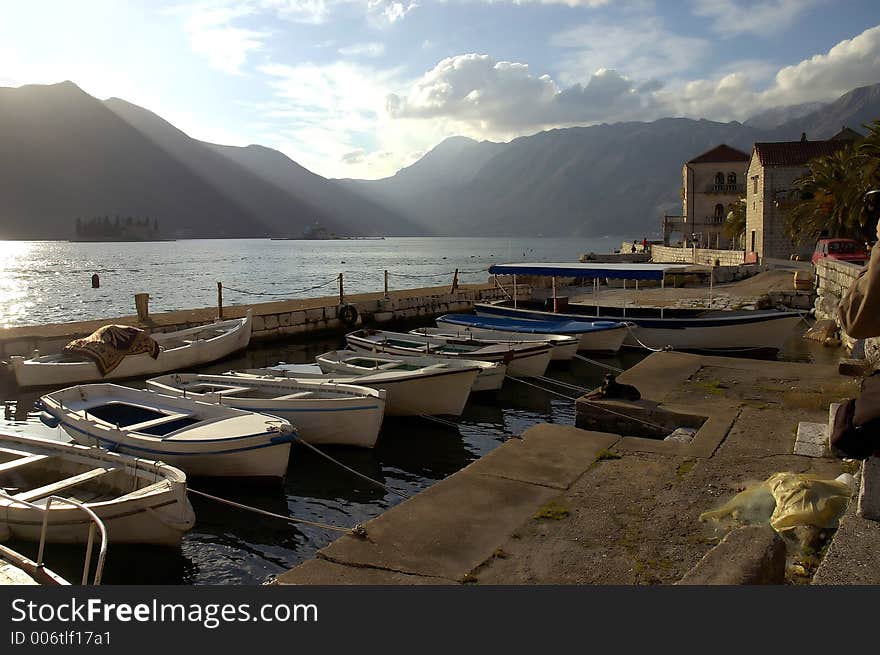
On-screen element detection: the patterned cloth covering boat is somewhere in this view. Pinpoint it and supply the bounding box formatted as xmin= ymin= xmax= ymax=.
xmin=412 ymin=326 xmax=580 ymax=361
xmin=0 ymin=431 xmax=194 ymax=547
xmin=38 ymin=384 xmax=295 ymax=481
xmin=434 ymin=313 xmax=627 ymax=354
xmin=235 ymin=356 xmax=483 ymax=417
xmin=315 ymin=349 xmax=506 ymax=393
xmin=482 ymin=262 xmax=803 ymax=356
xmin=346 ymin=329 xmax=552 ymax=378
xmin=146 ymin=373 xmax=386 ymax=449
xmin=10 ymin=310 xmax=254 ymax=388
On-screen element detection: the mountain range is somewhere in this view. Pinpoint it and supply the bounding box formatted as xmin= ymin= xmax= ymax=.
xmin=1 ymin=80 xmax=879 ymax=239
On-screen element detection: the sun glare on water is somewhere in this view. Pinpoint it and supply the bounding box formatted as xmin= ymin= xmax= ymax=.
xmin=0 ymin=241 xmax=38 ymax=328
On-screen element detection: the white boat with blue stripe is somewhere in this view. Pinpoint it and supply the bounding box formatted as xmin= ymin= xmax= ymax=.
xmin=39 ymin=384 xmax=296 ymax=481
xmin=146 ymin=374 xmax=386 ymax=449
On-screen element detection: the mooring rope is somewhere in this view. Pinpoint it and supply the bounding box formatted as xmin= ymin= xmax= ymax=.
xmin=572 ymin=353 xmax=624 ymax=373
xmin=506 ymin=376 xmax=667 ymax=431
xmin=222 ymin=276 xmax=339 ymax=297
xmin=294 ymin=438 xmax=411 ymax=499
xmin=187 ymin=488 xmax=366 ymax=536
xmin=623 ymin=323 xmax=671 ymax=353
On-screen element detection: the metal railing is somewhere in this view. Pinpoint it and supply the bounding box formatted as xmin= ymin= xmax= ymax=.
xmin=0 ymin=490 xmax=108 ymax=585
xmin=706 ymin=183 xmax=745 ymax=194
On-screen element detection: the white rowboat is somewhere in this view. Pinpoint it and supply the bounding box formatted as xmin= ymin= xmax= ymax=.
xmin=412 ymin=326 xmax=579 ymax=361
xmin=146 ymin=374 xmax=385 ymax=449
xmin=0 ymin=432 xmax=194 ymax=547
xmin=346 ymin=329 xmax=552 ymax=378
xmin=234 ymin=359 xmax=480 ymax=417
xmin=10 ymin=311 xmax=254 ymax=388
xmin=316 ymin=350 xmax=506 ymax=392
xmin=39 ymin=384 xmax=295 ymax=481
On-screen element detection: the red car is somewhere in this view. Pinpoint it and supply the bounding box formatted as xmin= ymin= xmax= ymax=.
xmin=812 ymin=238 xmax=870 ymax=266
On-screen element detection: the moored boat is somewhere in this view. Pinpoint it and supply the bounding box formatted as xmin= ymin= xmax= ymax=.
xmin=10 ymin=310 xmax=254 ymax=389
xmin=234 ymin=358 xmax=481 ymax=417
xmin=39 ymin=384 xmax=295 ymax=481
xmin=346 ymin=329 xmax=552 ymax=377
xmin=0 ymin=431 xmax=194 ymax=546
xmin=315 ymin=349 xmax=506 ymax=392
xmin=412 ymin=326 xmax=580 ymax=361
xmin=482 ymin=262 xmax=802 ymax=355
xmin=146 ymin=373 xmax=385 ymax=449
xmin=434 ymin=313 xmax=627 ymax=354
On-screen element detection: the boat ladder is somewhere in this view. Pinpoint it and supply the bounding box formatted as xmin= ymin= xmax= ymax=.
xmin=0 ymin=490 xmax=108 ymax=585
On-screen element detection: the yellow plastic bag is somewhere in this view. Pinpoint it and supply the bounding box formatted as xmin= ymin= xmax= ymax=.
xmin=699 ymin=472 xmax=854 ymax=532
xmin=765 ymin=472 xmax=854 ymax=532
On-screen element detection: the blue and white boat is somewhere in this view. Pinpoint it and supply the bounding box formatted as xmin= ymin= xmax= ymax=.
xmin=39 ymin=384 xmax=296 ymax=481
xmin=433 ymin=314 xmax=626 ymax=354
xmin=480 ymin=262 xmax=802 ymax=356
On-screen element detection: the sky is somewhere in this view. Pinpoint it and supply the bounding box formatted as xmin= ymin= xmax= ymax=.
xmin=2 ymin=0 xmax=880 ymax=179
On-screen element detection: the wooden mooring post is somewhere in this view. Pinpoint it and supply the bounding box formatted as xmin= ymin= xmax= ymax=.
xmin=450 ymin=268 xmax=459 ymax=293
xmin=217 ymin=281 xmax=223 ymax=319
xmin=338 ymin=273 xmax=344 ymax=304
xmin=384 ymin=270 xmax=389 ymax=299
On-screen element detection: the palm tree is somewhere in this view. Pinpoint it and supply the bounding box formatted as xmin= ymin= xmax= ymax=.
xmin=787 ymin=143 xmax=872 ymax=242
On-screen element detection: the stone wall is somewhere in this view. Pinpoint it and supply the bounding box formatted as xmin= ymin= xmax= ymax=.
xmin=815 ymin=258 xmax=880 ymax=365
xmin=651 ymin=245 xmax=746 ymax=266
xmin=0 ymin=284 xmax=532 ymax=359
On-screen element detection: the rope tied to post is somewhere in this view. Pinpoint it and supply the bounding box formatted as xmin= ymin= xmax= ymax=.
xmin=221 ymin=276 xmax=340 ymax=297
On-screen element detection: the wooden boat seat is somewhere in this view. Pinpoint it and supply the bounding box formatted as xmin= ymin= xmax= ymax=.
xmin=0 ymin=454 xmax=51 ymax=475
xmin=276 ymin=391 xmax=317 ymax=400
xmin=13 ymin=467 xmax=114 ymax=503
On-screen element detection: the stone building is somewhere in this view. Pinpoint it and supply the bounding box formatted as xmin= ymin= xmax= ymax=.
xmin=745 ymin=133 xmax=856 ymax=261
xmin=664 ymin=144 xmax=750 ymax=249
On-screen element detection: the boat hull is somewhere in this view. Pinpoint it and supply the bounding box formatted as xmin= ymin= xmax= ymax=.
xmin=11 ymin=313 xmax=253 ymax=388
xmin=475 ymin=303 xmax=801 ymax=354
xmin=0 ymin=433 xmax=194 ymax=547
xmin=147 ymin=376 xmax=385 ymax=449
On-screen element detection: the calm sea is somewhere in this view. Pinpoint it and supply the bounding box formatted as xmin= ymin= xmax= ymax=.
xmin=0 ymin=236 xmax=627 ymax=328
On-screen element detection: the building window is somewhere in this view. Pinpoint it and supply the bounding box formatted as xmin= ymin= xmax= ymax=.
xmin=750 ymin=230 xmax=756 ymax=252
xmin=714 ymin=203 xmax=724 ymax=223
xmin=714 ymin=172 xmax=724 ymax=186
xmin=752 ymin=176 xmax=758 ymax=194
xmin=727 ymin=172 xmax=737 ymax=185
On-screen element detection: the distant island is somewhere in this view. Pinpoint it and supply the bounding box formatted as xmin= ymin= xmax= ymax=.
xmin=269 ymin=222 xmax=385 ymax=240
xmin=71 ymin=215 xmax=172 ymax=242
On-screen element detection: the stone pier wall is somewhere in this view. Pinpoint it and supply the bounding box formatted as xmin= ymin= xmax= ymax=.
xmin=651 ymin=245 xmax=746 ymax=267
xmin=0 ymin=283 xmax=532 ymax=359
xmin=814 ymin=258 xmax=880 ymax=365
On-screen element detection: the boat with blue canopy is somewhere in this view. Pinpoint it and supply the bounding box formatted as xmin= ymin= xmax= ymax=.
xmin=478 ymin=262 xmax=802 ymax=356
xmin=434 ymin=314 xmax=627 ymax=353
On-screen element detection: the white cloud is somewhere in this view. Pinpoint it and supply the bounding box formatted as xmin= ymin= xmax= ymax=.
xmin=178 ymin=3 xmax=268 ymax=74
xmin=661 ymin=23 xmax=880 ymax=120
xmin=387 ymin=54 xmax=653 ymax=134
xmin=367 ymin=1 xmax=418 ymax=24
xmin=552 ymin=16 xmax=710 ymax=82
xmin=338 ymin=42 xmax=386 ymax=57
xmin=691 ymin=0 xmax=816 ymax=37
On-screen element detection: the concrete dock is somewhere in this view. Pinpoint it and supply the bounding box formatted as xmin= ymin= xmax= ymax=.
xmin=276 ymin=351 xmax=877 ymax=585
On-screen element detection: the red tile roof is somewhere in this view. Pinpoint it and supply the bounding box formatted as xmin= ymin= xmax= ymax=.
xmin=753 ymin=140 xmax=851 ymax=167
xmin=687 ymin=144 xmax=751 ymax=164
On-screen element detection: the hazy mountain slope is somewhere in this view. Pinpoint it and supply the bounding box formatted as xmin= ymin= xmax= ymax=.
xmin=338 ymin=136 xmax=508 ymax=231
xmin=775 ymin=84 xmax=880 ymax=139
xmin=206 ymin=143 xmax=423 ymax=236
xmin=0 ymin=82 xmax=269 ymax=239
xmin=744 ymin=101 xmax=827 ymax=129
xmin=342 ymin=83 xmax=880 ymax=236
xmin=104 ymin=98 xmax=346 ymax=237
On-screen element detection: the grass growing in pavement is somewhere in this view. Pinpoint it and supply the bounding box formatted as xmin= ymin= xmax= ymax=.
xmin=533 ymin=500 xmax=571 ymax=520
xmin=595 ymin=449 xmax=622 ymax=461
